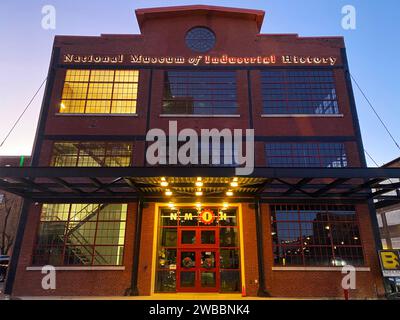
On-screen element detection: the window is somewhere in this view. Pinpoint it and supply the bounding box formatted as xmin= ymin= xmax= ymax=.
xmin=185 ymin=27 xmax=216 ymax=53
xmin=385 ymin=209 xmax=400 ymax=226
xmin=391 ymin=237 xmax=400 ymax=249
xmin=271 ymin=204 xmax=364 ymax=266
xmin=162 ymin=71 xmax=237 ymax=115
xmin=377 ymin=214 xmax=383 ymax=228
xmin=59 ymin=70 xmax=139 ymax=114
xmin=51 ymin=142 xmax=132 ymax=167
xmin=265 ymin=143 xmax=347 ymax=167
xmin=32 ymin=204 xmax=127 ymax=266
xmin=261 ymin=69 xmax=339 ymax=114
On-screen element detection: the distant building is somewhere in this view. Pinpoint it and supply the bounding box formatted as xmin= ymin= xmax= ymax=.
xmin=0 ymin=156 xmax=30 ymax=256
xmin=376 ymin=157 xmax=400 ymax=249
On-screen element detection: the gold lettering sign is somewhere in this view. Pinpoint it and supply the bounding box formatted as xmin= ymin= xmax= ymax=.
xmin=62 ymin=54 xmax=338 ymax=66
xmin=63 ymin=54 xmax=124 ymax=64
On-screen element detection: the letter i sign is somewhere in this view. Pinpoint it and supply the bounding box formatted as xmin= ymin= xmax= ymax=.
xmin=198 ymin=209 xmax=215 ymax=225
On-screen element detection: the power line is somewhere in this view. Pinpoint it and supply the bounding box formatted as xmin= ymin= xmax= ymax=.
xmin=0 ymin=77 xmax=47 ymax=148
xmin=350 ymin=73 xmax=400 ymax=152
xmin=364 ymin=149 xmax=380 ymax=167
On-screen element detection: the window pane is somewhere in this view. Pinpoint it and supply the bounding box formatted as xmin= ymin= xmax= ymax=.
xmin=220 ymin=249 xmax=240 ymax=269
xmin=220 ymin=228 xmax=238 ymax=247
xmin=201 ymin=231 xmax=215 ymax=244
xmin=386 ymin=210 xmax=400 ymax=226
xmin=51 ymin=142 xmax=132 ymax=167
xmin=156 ymin=271 xmax=176 ymax=292
xmin=162 ymin=71 xmax=238 ymax=115
xmin=62 ymin=82 xmax=88 ymax=99
xmin=391 ymin=237 xmax=400 ymax=249
xmin=33 ymin=203 xmax=128 ymax=266
xmin=180 ymin=271 xmax=196 ymax=287
xmin=160 ymin=228 xmax=177 ymax=247
xmin=181 ymin=252 xmax=196 ymax=268
xmin=261 ymin=69 xmax=339 ymax=115
xmin=158 ymin=249 xmax=177 ymax=269
xmin=266 ymin=143 xmax=347 ymax=168
xmin=271 ymin=204 xmax=364 ymax=266
xmin=201 ymin=272 xmax=216 ymax=287
xmin=59 ymin=69 xmax=139 ymax=114
xmin=201 ymin=251 xmax=216 ymax=268
xmin=181 ymin=230 xmax=196 ymax=244
xmin=220 ymin=270 xmax=240 ymax=292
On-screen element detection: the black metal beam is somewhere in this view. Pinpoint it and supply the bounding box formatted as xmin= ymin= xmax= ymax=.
xmin=14 ymin=177 xmax=54 ymax=194
xmin=255 ymin=178 xmax=274 ymax=194
xmin=93 ymin=177 xmax=123 ymax=193
xmin=51 ymin=177 xmax=85 ymax=194
xmin=0 ymin=179 xmax=28 ymax=197
xmin=312 ymin=178 xmax=350 ymax=197
xmin=370 ymin=182 xmax=400 ymax=198
xmin=126 ymin=199 xmax=143 ymax=296
xmin=282 ymin=178 xmax=313 ymax=196
xmin=89 ymin=177 xmax=115 ymax=194
xmin=1 ymin=166 xmax=400 ymax=179
xmin=375 ymin=199 xmax=400 ymax=210
xmin=276 ymin=178 xmax=313 ymax=197
xmin=341 ymin=178 xmax=385 ymax=196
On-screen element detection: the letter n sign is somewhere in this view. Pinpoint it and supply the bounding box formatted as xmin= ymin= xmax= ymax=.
xmin=379 ymin=250 xmax=400 ymax=277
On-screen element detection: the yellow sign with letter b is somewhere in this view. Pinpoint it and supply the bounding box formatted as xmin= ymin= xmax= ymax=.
xmin=379 ymin=250 xmax=400 ymax=277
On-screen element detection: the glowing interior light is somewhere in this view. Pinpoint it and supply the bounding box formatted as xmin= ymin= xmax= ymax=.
xmin=226 ymin=190 xmax=234 ymax=196
xmin=195 ymin=203 xmax=202 ymax=209
xmin=195 ymin=189 xmax=203 ymax=196
xmin=60 ymin=102 xmax=66 ymax=109
xmin=195 ymin=181 xmax=203 ymax=187
xmin=223 ymin=202 xmax=229 ymax=208
xmin=165 ymin=189 xmax=172 ymax=196
xmin=161 ymin=181 xmax=169 ymax=187
xmin=230 ymin=181 xmax=239 ymax=187
xmin=168 ymin=202 xmax=175 ymax=208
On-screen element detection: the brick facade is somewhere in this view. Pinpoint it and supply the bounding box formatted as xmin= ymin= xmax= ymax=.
xmin=7 ymin=5 xmax=385 ymax=298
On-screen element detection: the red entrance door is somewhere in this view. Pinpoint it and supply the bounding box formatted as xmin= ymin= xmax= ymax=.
xmin=176 ymin=228 xmax=220 ymax=292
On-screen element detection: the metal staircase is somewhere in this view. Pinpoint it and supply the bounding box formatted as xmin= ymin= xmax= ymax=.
xmin=47 ymin=204 xmax=111 ymax=265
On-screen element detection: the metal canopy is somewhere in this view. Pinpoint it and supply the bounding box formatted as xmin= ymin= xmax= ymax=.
xmin=0 ymin=166 xmax=399 ymax=204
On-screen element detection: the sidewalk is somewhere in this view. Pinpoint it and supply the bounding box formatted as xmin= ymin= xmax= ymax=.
xmin=0 ymin=293 xmax=344 ymax=300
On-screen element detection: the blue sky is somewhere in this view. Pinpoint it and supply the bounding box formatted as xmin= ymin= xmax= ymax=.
xmin=0 ymin=0 xmax=399 ymax=166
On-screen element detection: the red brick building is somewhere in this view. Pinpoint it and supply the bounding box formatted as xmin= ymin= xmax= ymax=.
xmin=1 ymin=5 xmax=400 ymax=298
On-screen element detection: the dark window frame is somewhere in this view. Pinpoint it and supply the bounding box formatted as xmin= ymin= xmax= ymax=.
xmin=32 ymin=203 xmax=128 ymax=267
xmin=162 ymin=71 xmax=238 ymax=115
xmin=261 ymin=69 xmax=340 ymax=115
xmin=265 ymin=142 xmax=348 ymax=168
xmin=50 ymin=141 xmax=133 ymax=167
xmin=270 ymin=204 xmax=365 ymax=267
